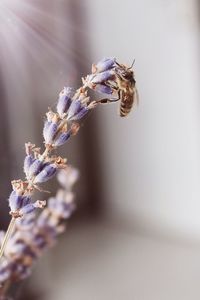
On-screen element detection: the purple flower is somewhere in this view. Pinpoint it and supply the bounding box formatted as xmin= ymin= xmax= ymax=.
xmin=19 ymin=204 xmax=35 ymax=215
xmin=92 ymin=57 xmax=116 ymax=73
xmin=56 ymin=87 xmax=74 ymax=116
xmin=70 ymin=106 xmax=89 ymax=121
xmin=67 ymin=100 xmax=82 ymax=120
xmin=34 ymin=164 xmax=57 ymax=183
xmin=54 ymin=131 xmax=71 ymax=147
xmin=16 ymin=213 xmax=36 ymax=230
xmin=43 ymin=121 xmax=58 ymax=144
xmin=27 ymin=159 xmax=44 ymax=178
xmin=8 ymin=191 xmax=32 ymax=212
xmin=8 ymin=191 xmax=24 ymax=211
xmin=94 ymin=84 xmax=113 ymax=94
xmin=90 ymin=70 xmax=115 ymax=84
xmin=23 ymin=155 xmax=34 ymax=177
xmin=43 ymin=121 xmax=51 ymax=141
xmin=19 ymin=200 xmax=46 ymax=215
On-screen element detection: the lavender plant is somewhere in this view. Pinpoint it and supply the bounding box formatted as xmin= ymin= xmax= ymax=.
xmin=0 ymin=57 xmax=136 ymax=299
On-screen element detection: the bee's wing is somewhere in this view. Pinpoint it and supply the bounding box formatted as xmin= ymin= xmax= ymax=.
xmin=134 ymin=86 xmax=139 ymax=106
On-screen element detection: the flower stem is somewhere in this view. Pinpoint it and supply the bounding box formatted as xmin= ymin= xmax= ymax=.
xmin=0 ymin=218 xmax=16 ymax=259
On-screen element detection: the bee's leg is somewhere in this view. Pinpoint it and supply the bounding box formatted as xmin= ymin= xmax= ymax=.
xmin=96 ymin=90 xmax=121 ymax=105
xmin=115 ymin=61 xmax=122 ymax=68
xmin=97 ymin=98 xmax=120 ymax=104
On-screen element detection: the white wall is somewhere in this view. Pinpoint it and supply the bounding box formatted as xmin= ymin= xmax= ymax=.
xmin=86 ymin=0 xmax=200 ymax=238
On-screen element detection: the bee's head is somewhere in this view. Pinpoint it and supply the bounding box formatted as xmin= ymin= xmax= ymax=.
xmin=123 ymin=69 xmax=134 ymax=82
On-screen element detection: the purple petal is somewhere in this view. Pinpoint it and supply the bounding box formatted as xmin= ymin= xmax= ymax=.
xmin=16 ymin=213 xmax=36 ymax=230
xmin=57 ymin=87 xmax=74 ymax=116
xmin=20 ymin=204 xmax=36 ymax=215
xmin=91 ymin=70 xmax=115 ymax=84
xmin=94 ymin=84 xmax=113 ymax=94
xmin=67 ymin=100 xmax=82 ymax=120
xmin=70 ymin=106 xmax=89 ymax=121
xmin=8 ymin=192 xmax=32 ymax=212
xmin=43 ymin=121 xmax=58 ymax=144
xmin=22 ymin=196 xmax=31 ymax=207
xmin=8 ymin=191 xmax=24 ymax=211
xmin=28 ymin=159 xmax=44 ymax=178
xmin=48 ymin=198 xmax=75 ymax=219
xmin=93 ymin=57 xmax=116 ymax=73
xmin=34 ymin=164 xmax=57 ymax=183
xmin=43 ymin=121 xmax=51 ymax=141
xmin=24 ymin=155 xmax=34 ymax=177
xmin=54 ymin=131 xmax=71 ymax=146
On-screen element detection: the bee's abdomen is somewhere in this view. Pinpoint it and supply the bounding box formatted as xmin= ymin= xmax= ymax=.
xmin=120 ymin=97 xmax=133 ymax=117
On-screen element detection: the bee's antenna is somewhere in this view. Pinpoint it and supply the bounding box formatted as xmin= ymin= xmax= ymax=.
xmin=128 ymin=59 xmax=135 ymax=69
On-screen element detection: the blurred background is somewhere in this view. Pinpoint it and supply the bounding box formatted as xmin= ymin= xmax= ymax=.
xmin=0 ymin=0 xmax=200 ymax=299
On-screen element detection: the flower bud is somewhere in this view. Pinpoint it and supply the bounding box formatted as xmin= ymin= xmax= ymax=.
xmin=90 ymin=70 xmax=115 ymax=84
xmin=54 ymin=131 xmax=71 ymax=147
xmin=27 ymin=159 xmax=44 ymax=178
xmin=94 ymin=83 xmax=113 ymax=94
xmin=67 ymin=100 xmax=82 ymax=120
xmin=92 ymin=57 xmax=116 ymax=73
xmin=34 ymin=164 xmax=57 ymax=183
xmin=24 ymin=155 xmax=34 ymax=177
xmin=43 ymin=121 xmax=58 ymax=145
xmin=57 ymin=87 xmax=74 ymax=116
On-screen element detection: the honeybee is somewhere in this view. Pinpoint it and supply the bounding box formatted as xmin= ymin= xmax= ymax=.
xmin=115 ymin=61 xmax=138 ymax=117
xmin=97 ymin=61 xmax=139 ymax=117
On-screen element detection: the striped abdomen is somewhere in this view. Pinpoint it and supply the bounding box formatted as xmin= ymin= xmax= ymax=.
xmin=119 ymin=88 xmax=136 ymax=117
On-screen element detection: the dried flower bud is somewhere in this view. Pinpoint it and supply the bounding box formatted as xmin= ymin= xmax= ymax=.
xmin=34 ymin=164 xmax=57 ymax=183
xmin=43 ymin=121 xmax=58 ymax=145
xmin=67 ymin=99 xmax=82 ymax=120
xmin=70 ymin=106 xmax=89 ymax=121
xmin=92 ymin=57 xmax=116 ymax=73
xmin=93 ymin=83 xmax=113 ymax=94
xmin=27 ymin=159 xmax=44 ymax=178
xmin=19 ymin=200 xmax=46 ymax=215
xmin=56 ymin=87 xmax=74 ymax=117
xmin=90 ymin=70 xmax=115 ymax=84
xmin=8 ymin=191 xmax=31 ymax=212
xmin=24 ymin=155 xmax=34 ymax=177
xmin=54 ymin=131 xmax=71 ymax=147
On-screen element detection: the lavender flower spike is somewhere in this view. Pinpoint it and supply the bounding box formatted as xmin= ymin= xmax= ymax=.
xmin=0 ymin=58 xmax=135 ymax=297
